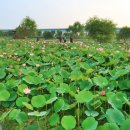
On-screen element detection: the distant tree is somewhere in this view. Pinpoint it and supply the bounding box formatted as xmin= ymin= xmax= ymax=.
xmin=14 ymin=16 xmax=37 ymax=38
xmin=0 ymin=30 xmax=13 ymax=37
xmin=118 ymin=27 xmax=130 ymax=43
xmin=68 ymin=22 xmax=84 ymax=37
xmin=43 ymin=31 xmax=54 ymax=39
xmin=85 ymin=17 xmax=116 ymax=43
xmin=56 ymin=30 xmax=62 ymax=36
xmin=0 ymin=31 xmax=4 ymax=37
xmin=37 ymin=30 xmax=42 ymax=37
xmin=7 ymin=30 xmax=13 ymax=37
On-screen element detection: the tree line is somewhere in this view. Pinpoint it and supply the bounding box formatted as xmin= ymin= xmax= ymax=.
xmin=1 ymin=16 xmax=130 ymax=43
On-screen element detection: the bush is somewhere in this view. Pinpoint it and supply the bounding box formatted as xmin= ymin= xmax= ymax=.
xmin=43 ymin=31 xmax=54 ymax=39
xmin=14 ymin=16 xmax=37 ymax=39
xmin=118 ymin=27 xmax=130 ymax=42
xmin=85 ymin=17 xmax=116 ymax=43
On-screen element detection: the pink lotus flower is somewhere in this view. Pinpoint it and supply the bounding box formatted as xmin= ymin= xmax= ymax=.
xmin=30 ymin=53 xmax=34 ymax=56
xmin=3 ymin=52 xmax=6 ymax=55
xmin=23 ymin=87 xmax=31 ymax=94
xmin=8 ymin=54 xmax=12 ymax=58
xmin=128 ymin=54 xmax=130 ymax=57
xmin=42 ymin=45 xmax=46 ymax=49
xmin=0 ymin=55 xmax=4 ymax=58
xmin=22 ymin=63 xmax=26 ymax=67
xmin=115 ymin=50 xmax=119 ymax=53
xmin=100 ymin=90 xmax=106 ymax=95
xmin=17 ymin=58 xmax=21 ymax=62
xmin=14 ymin=53 xmax=17 ymax=55
xmin=97 ymin=48 xmax=104 ymax=51
xmin=31 ymin=46 xmax=34 ymax=48
xmin=18 ymin=71 xmax=22 ymax=76
xmin=36 ymin=64 xmax=40 ymax=67
xmin=13 ymin=56 xmax=16 ymax=59
xmin=9 ymin=65 xmax=13 ymax=69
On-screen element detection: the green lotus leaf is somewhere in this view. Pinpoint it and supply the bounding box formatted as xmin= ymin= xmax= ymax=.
xmin=22 ymin=102 xmax=33 ymax=110
xmin=15 ymin=112 xmax=28 ymax=124
xmin=93 ymin=56 xmax=105 ymax=63
xmin=18 ymin=84 xmax=28 ymax=93
xmin=108 ymin=92 xmax=126 ymax=109
xmin=31 ymin=95 xmax=46 ymax=108
xmin=53 ymin=75 xmax=63 ymax=83
xmin=85 ymin=110 xmax=99 ymax=117
xmin=106 ymin=109 xmax=125 ymax=125
xmin=16 ymin=97 xmax=30 ymax=107
xmin=46 ymin=97 xmax=57 ymax=105
xmin=79 ymin=80 xmax=93 ymax=90
xmin=28 ymin=111 xmax=47 ymax=117
xmin=0 ymin=89 xmax=10 ymax=101
xmin=61 ymin=115 xmax=76 ymax=130
xmin=97 ymin=123 xmax=119 ymax=130
xmin=120 ymin=117 xmax=130 ymax=130
xmin=57 ymin=83 xmax=70 ymax=94
xmin=82 ymin=117 xmax=98 ymax=130
xmin=6 ymin=79 xmax=20 ymax=89
xmin=54 ymin=99 xmax=65 ymax=112
xmin=75 ymin=90 xmax=93 ymax=103
xmin=0 ymin=83 xmax=6 ymax=90
xmin=93 ymin=76 xmax=108 ymax=88
xmin=23 ymin=75 xmax=42 ymax=85
xmin=8 ymin=91 xmax=17 ymax=101
xmin=59 ymin=69 xmax=70 ymax=78
xmin=0 ymin=68 xmax=6 ymax=79
xmin=26 ymin=124 xmax=38 ymax=130
xmin=70 ymin=70 xmax=83 ymax=80
xmin=49 ymin=113 xmax=60 ymax=126
xmin=9 ymin=109 xmax=21 ymax=120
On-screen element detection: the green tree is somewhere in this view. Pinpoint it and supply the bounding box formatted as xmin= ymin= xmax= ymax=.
xmin=37 ymin=30 xmax=42 ymax=37
xmin=118 ymin=27 xmax=130 ymax=42
xmin=43 ymin=31 xmax=54 ymax=39
xmin=0 ymin=30 xmax=13 ymax=37
xmin=15 ymin=16 xmax=37 ymax=38
xmin=69 ymin=22 xmax=84 ymax=37
xmin=85 ymin=17 xmax=116 ymax=43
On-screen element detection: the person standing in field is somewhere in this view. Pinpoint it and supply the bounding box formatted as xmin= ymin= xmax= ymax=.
xmin=63 ymin=35 xmax=67 ymax=43
xmin=70 ymin=35 xmax=73 ymax=43
xmin=57 ymin=35 xmax=62 ymax=43
xmin=36 ymin=35 xmax=40 ymax=42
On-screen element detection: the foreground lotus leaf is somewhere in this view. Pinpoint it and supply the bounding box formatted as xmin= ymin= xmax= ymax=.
xmin=120 ymin=117 xmax=130 ymax=130
xmin=54 ymin=98 xmax=65 ymax=112
xmin=23 ymin=75 xmax=42 ymax=85
xmin=31 ymin=95 xmax=46 ymax=108
xmin=26 ymin=124 xmax=38 ymax=130
xmin=16 ymin=97 xmax=30 ymax=107
xmin=70 ymin=70 xmax=83 ymax=80
xmin=93 ymin=76 xmax=108 ymax=88
xmin=0 ymin=89 xmax=10 ymax=101
xmin=61 ymin=115 xmax=76 ymax=130
xmin=49 ymin=113 xmax=60 ymax=126
xmin=82 ymin=117 xmax=98 ymax=130
xmin=28 ymin=111 xmax=47 ymax=117
xmin=96 ymin=123 xmax=119 ymax=130
xmin=106 ymin=108 xmax=125 ymax=125
xmin=0 ymin=68 xmax=6 ymax=79
xmin=75 ymin=90 xmax=93 ymax=103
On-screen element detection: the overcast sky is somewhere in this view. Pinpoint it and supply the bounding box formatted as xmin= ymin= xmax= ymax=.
xmin=0 ymin=0 xmax=130 ymax=29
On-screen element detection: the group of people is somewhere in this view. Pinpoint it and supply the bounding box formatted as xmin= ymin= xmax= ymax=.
xmin=57 ymin=35 xmax=74 ymax=43
xmin=36 ymin=33 xmax=74 ymax=43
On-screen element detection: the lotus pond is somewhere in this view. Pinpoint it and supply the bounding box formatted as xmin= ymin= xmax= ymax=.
xmin=0 ymin=38 xmax=130 ymax=130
